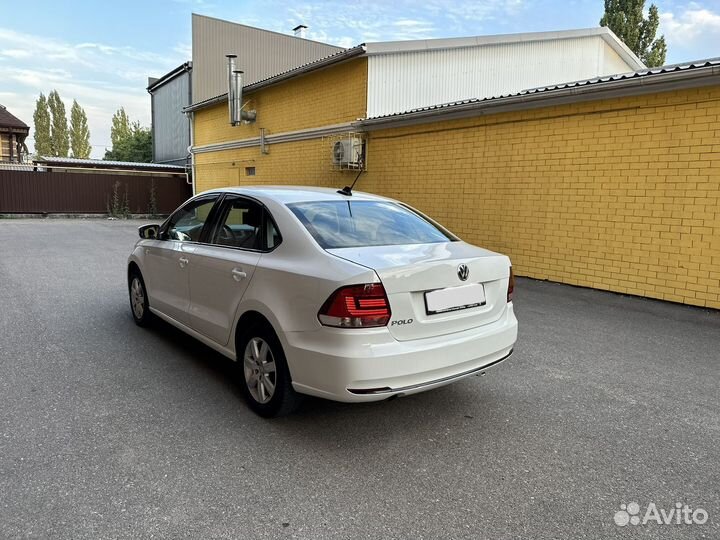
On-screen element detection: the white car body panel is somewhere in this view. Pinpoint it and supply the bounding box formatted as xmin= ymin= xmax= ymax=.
xmin=188 ymin=244 xmax=261 ymax=345
xmin=141 ymin=240 xmax=195 ymax=324
xmin=285 ymin=304 xmax=516 ymax=402
xmin=328 ymin=242 xmax=511 ymax=341
xmin=127 ymin=186 xmax=518 ymax=403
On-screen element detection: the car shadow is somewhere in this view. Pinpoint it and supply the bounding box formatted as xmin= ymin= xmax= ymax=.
xmin=139 ymin=314 xmax=245 ymax=399
xmin=135 ymin=310 xmax=510 ymax=450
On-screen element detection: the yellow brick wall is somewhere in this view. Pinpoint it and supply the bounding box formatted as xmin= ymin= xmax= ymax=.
xmin=361 ymin=87 xmax=720 ymax=309
xmin=194 ymin=76 xmax=720 ymax=309
xmin=194 ymin=57 xmax=368 ymax=149
xmin=194 ymin=138 xmax=348 ymax=191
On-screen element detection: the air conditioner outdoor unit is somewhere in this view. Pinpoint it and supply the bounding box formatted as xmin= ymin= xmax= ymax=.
xmin=332 ymin=137 xmax=364 ymax=168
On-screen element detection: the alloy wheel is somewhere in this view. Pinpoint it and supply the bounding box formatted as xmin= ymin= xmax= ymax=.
xmin=130 ymin=277 xmax=145 ymax=319
xmin=243 ymin=337 xmax=277 ymax=404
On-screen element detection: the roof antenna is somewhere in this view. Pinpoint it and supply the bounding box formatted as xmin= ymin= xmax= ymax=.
xmin=337 ymin=169 xmax=363 ymax=196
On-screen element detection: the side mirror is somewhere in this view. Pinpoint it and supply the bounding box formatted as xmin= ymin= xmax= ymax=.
xmin=139 ymin=224 xmax=160 ymax=239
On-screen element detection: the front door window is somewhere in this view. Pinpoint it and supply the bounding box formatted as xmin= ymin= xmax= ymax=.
xmin=166 ymin=197 xmax=218 ymax=242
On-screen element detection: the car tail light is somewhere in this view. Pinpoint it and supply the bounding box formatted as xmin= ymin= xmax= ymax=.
xmin=507 ymin=267 xmax=515 ymax=302
xmin=318 ymin=283 xmax=391 ymax=328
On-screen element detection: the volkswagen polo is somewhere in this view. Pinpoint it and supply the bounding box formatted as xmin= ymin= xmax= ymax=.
xmin=127 ymin=187 xmax=517 ymax=417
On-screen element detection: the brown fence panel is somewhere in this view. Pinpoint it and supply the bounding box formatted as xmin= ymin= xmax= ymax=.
xmin=0 ymin=170 xmax=192 ymax=214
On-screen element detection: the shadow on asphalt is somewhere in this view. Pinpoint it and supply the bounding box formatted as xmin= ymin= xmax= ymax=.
xmin=138 ymin=311 xmax=508 ymax=443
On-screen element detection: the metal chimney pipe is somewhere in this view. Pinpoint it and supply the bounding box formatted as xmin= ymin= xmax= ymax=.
xmin=232 ymin=70 xmax=243 ymax=125
xmin=226 ymin=54 xmax=237 ymax=125
xmin=293 ymin=24 xmax=308 ymax=39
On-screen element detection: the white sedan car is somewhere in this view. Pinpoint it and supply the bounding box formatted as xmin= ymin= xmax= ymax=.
xmin=127 ymin=187 xmax=517 ymax=416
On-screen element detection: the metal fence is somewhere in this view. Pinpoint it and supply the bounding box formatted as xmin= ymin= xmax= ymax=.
xmin=0 ymin=170 xmax=192 ymax=214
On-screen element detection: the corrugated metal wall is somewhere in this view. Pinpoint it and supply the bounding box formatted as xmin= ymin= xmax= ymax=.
xmin=367 ymin=36 xmax=635 ymax=118
xmin=602 ymin=41 xmax=634 ymax=75
xmin=151 ymin=70 xmax=191 ymax=166
xmin=192 ymin=14 xmax=341 ymax=103
xmin=0 ymin=170 xmax=191 ymax=214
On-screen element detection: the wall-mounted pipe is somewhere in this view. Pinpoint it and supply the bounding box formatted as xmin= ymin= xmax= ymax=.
xmin=226 ymin=54 xmax=256 ymax=125
xmin=188 ymin=111 xmax=196 ymax=194
xmin=232 ymin=69 xmax=243 ymax=125
xmin=260 ymin=128 xmax=268 ymax=154
xmin=226 ymin=54 xmax=237 ymax=125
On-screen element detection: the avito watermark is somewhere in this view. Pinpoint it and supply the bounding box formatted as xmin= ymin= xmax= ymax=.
xmin=614 ymin=502 xmax=709 ymax=527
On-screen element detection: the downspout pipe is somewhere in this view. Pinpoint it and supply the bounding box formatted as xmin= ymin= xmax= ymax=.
xmin=188 ymin=111 xmax=196 ymax=195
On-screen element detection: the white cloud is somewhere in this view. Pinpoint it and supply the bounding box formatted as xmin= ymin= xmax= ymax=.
xmin=417 ymin=0 xmax=525 ymax=30
xmin=2 ymin=67 xmax=150 ymax=152
xmin=0 ymin=49 xmax=32 ymax=59
xmin=0 ymin=27 xmax=185 ymax=157
xmin=660 ymin=5 xmax=720 ymax=61
xmin=279 ymin=0 xmax=524 ymax=46
xmin=174 ymin=42 xmax=192 ymax=59
xmin=661 ymin=7 xmax=720 ymax=39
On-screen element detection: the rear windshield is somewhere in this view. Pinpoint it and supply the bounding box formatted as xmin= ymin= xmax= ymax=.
xmin=288 ymin=200 xmax=454 ymax=249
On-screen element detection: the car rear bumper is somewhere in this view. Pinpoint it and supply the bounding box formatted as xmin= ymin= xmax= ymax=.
xmin=345 ymin=349 xmax=513 ymax=396
xmin=284 ymin=303 xmax=518 ymax=403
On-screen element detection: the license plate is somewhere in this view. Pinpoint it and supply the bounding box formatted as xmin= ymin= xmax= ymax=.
xmin=424 ymin=283 xmax=486 ymax=315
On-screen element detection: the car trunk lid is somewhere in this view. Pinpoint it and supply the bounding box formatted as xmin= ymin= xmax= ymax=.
xmin=328 ymin=242 xmax=511 ymax=341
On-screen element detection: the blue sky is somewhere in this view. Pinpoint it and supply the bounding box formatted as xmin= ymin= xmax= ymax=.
xmin=1 ymin=0 xmax=719 ymax=157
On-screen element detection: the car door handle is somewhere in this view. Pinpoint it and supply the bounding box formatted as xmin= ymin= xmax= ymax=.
xmin=231 ymin=268 xmax=247 ymax=281
xmin=178 ymin=257 xmax=189 ymax=268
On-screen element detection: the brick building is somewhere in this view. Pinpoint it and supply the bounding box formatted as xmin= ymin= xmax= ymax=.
xmin=183 ymin=26 xmax=720 ymax=309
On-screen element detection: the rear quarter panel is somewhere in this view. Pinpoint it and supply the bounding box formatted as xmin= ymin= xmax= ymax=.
xmin=243 ymin=248 xmax=378 ymax=334
xmin=231 ymin=197 xmax=378 ymax=347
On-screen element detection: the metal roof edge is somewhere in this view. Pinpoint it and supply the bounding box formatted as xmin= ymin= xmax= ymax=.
xmin=359 ymin=61 xmax=720 ymax=130
xmin=183 ymin=93 xmax=227 ymax=114
xmin=147 ymin=62 xmax=192 ymax=93
xmin=365 ymin=27 xmax=618 ymax=55
xmin=183 ymin=45 xmax=367 ymax=113
xmin=598 ymin=27 xmax=646 ymax=70
xmin=34 ymin=156 xmax=187 ymax=171
xmin=191 ymin=13 xmax=344 ymax=51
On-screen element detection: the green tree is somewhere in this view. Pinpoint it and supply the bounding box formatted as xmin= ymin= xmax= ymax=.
xmin=32 ymin=93 xmax=52 ymax=157
xmin=69 ymin=100 xmax=91 ymax=158
xmin=104 ymin=121 xmax=152 ymax=163
xmin=110 ymin=107 xmax=132 ymax=148
xmin=47 ymin=90 xmax=69 ymax=157
xmin=600 ymin=0 xmax=667 ymax=67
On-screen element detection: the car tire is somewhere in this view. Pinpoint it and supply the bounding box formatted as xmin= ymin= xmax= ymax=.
xmin=237 ymin=322 xmax=301 ymax=417
xmin=129 ymin=270 xmax=153 ymax=327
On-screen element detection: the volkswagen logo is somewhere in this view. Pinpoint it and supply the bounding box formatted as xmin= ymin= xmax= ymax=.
xmin=457 ymin=264 xmax=469 ymax=281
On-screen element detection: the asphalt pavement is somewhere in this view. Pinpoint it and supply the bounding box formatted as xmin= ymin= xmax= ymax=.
xmin=0 ymin=218 xmax=718 ymax=539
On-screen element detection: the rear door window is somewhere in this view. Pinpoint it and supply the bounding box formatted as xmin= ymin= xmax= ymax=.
xmin=288 ymin=200 xmax=454 ymax=249
xmin=210 ymin=196 xmax=282 ymax=251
